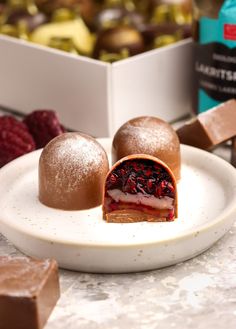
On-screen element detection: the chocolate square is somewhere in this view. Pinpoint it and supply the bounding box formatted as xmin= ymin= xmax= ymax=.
xmin=0 ymin=256 xmax=60 ymax=329
xmin=177 ymin=99 xmax=236 ymax=150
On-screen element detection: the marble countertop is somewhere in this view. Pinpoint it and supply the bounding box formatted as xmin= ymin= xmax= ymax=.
xmin=1 ymin=223 xmax=236 ymax=329
xmin=0 ymin=109 xmax=236 ymax=329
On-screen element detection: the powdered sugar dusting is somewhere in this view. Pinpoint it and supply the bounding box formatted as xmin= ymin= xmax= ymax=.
xmin=0 ymin=256 xmax=52 ymax=296
xmin=118 ymin=123 xmax=179 ymax=153
xmin=40 ymin=133 xmax=108 ymax=197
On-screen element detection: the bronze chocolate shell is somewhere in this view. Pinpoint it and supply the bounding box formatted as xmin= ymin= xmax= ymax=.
xmin=39 ymin=132 xmax=109 ymax=210
xmin=103 ymin=153 xmax=178 ymax=223
xmin=112 ymin=116 xmax=181 ymax=181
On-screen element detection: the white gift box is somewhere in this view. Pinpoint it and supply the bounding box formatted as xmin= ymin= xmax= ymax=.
xmin=0 ymin=35 xmax=192 ymax=137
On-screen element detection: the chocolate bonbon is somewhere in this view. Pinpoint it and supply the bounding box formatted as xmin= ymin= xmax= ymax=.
xmin=112 ymin=116 xmax=181 ymax=181
xmin=0 ymin=0 xmax=192 ymax=61
xmin=103 ymin=154 xmax=178 ymax=223
xmin=140 ymin=21 xmax=191 ymax=49
xmin=0 ymin=256 xmax=60 ymax=329
xmin=93 ymin=25 xmax=145 ymax=60
xmin=39 ymin=132 xmax=109 ymax=210
xmin=176 ymin=99 xmax=236 ymax=150
xmin=4 ymin=0 xmax=47 ymax=32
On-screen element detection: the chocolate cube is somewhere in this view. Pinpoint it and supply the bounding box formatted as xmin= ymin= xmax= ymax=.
xmin=0 ymin=256 xmax=60 ymax=329
xmin=176 ymin=99 xmax=236 ymax=150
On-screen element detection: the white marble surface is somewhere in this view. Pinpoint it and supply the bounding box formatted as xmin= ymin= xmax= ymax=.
xmin=1 ymin=224 xmax=236 ymax=329
xmin=0 ymin=109 xmax=236 ymax=328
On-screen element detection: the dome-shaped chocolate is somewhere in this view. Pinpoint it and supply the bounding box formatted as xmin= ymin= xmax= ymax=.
xmin=39 ymin=132 xmax=109 ymax=210
xmin=112 ymin=116 xmax=181 ymax=180
xmin=93 ymin=25 xmax=145 ymax=60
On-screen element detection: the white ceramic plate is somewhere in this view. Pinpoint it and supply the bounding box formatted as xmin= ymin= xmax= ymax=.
xmin=0 ymin=139 xmax=236 ymax=273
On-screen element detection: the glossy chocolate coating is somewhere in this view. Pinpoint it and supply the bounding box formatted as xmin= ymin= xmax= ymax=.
xmin=140 ymin=22 xmax=191 ymax=46
xmin=7 ymin=10 xmax=47 ymax=31
xmin=0 ymin=256 xmax=60 ymax=329
xmin=176 ymin=100 xmax=236 ymax=150
xmin=112 ymin=116 xmax=181 ymax=181
xmin=93 ymin=25 xmax=145 ymax=59
xmin=39 ymin=132 xmax=109 ymax=210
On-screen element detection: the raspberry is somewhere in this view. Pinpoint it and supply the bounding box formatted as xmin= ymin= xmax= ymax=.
xmin=0 ymin=116 xmax=36 ymax=168
xmin=23 ymin=110 xmax=65 ymax=149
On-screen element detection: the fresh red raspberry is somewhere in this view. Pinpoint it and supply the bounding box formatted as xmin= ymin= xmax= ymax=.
xmin=23 ymin=110 xmax=66 ymax=149
xmin=0 ymin=116 xmax=36 ymax=168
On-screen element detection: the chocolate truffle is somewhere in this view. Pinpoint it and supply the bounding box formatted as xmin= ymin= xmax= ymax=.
xmin=39 ymin=132 xmax=109 ymax=210
xmin=93 ymin=25 xmax=145 ymax=60
xmin=103 ymin=154 xmax=178 ymax=223
xmin=112 ymin=116 xmax=181 ymax=181
xmin=0 ymin=256 xmax=60 ymax=329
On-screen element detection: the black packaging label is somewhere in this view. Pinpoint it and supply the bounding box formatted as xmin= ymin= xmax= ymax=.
xmin=194 ymin=42 xmax=236 ymax=103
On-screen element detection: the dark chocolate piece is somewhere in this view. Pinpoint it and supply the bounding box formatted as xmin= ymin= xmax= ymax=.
xmin=176 ymin=100 xmax=236 ymax=150
xmin=140 ymin=22 xmax=191 ymax=47
xmin=103 ymin=154 xmax=178 ymax=223
xmin=231 ymin=137 xmax=236 ymax=168
xmin=0 ymin=256 xmax=60 ymax=329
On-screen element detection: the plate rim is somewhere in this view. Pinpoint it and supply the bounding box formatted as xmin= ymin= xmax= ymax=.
xmin=0 ymin=142 xmax=236 ymax=249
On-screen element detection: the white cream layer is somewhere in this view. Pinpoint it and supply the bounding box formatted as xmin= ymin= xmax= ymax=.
xmin=107 ymin=189 xmax=173 ymax=209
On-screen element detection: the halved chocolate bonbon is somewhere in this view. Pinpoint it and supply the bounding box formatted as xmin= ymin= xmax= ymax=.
xmin=112 ymin=116 xmax=181 ymax=181
xmin=103 ymin=154 xmax=178 ymax=223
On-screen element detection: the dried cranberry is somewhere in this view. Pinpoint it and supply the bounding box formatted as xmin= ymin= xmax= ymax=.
xmin=106 ymin=159 xmax=175 ymax=199
xmin=124 ymin=173 xmax=137 ymax=194
xmin=146 ymin=178 xmax=155 ymax=194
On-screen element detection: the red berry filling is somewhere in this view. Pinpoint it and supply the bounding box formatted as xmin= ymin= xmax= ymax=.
xmin=104 ymin=159 xmax=176 ymax=221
